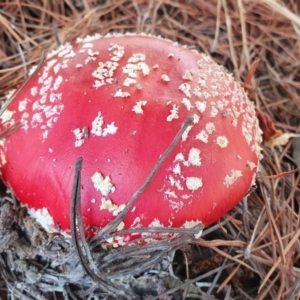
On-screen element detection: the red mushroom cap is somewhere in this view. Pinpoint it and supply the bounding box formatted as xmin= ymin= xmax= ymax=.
xmin=0 ymin=34 xmax=262 ymax=244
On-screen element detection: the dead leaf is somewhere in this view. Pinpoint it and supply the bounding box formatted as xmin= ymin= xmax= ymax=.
xmin=256 ymin=109 xmax=299 ymax=148
xmin=256 ymin=109 xmax=282 ymax=143
xmin=266 ymin=132 xmax=300 ymax=149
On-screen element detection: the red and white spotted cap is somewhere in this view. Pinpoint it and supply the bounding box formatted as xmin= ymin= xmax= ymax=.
xmin=0 ymin=34 xmax=262 ymax=245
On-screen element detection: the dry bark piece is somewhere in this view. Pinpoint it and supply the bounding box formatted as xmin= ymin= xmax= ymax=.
xmin=0 ymin=34 xmax=262 ymax=245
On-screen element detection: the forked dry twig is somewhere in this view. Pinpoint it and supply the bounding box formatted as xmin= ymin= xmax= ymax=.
xmin=70 ymin=117 xmax=200 ymax=298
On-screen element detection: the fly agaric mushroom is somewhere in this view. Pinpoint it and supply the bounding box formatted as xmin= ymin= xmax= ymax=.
xmin=0 ymin=34 xmax=262 ymax=245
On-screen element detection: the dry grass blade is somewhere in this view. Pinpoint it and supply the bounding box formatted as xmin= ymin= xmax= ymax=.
xmin=0 ymin=120 xmax=22 ymax=139
xmin=0 ymin=51 xmax=45 ymax=116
